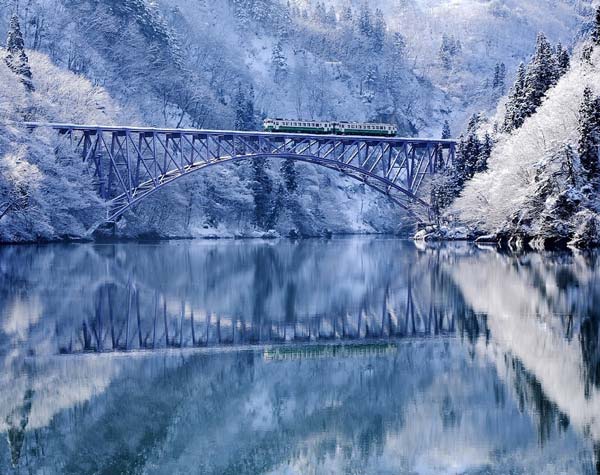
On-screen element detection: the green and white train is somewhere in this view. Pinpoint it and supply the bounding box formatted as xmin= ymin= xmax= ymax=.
xmin=263 ymin=118 xmax=398 ymax=137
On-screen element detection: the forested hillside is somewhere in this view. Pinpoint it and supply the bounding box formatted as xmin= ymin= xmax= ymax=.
xmin=445 ymin=10 xmax=600 ymax=248
xmin=0 ymin=0 xmax=595 ymax=241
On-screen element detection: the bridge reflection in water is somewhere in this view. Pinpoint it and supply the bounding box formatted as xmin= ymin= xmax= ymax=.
xmin=63 ymin=279 xmax=473 ymax=354
xmin=2 ymin=240 xmax=600 ymax=474
xmin=48 ymin=240 xmax=484 ymax=355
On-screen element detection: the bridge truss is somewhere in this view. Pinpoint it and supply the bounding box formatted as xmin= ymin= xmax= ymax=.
xmin=30 ymin=123 xmax=456 ymax=222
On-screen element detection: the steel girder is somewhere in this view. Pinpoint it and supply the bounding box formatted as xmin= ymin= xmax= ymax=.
xmin=31 ymin=123 xmax=456 ymax=223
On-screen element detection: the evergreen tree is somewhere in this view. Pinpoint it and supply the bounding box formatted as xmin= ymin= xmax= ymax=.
xmin=342 ymin=6 xmax=353 ymax=23
xmin=439 ymin=34 xmax=461 ymax=70
xmin=271 ymin=40 xmax=288 ymax=83
xmin=582 ymin=44 xmax=594 ymax=64
xmin=391 ymin=32 xmax=406 ymax=63
xmin=430 ymin=171 xmax=462 ymax=218
xmin=231 ymin=0 xmax=252 ymax=30
xmin=578 ymin=86 xmax=600 ymax=181
xmin=462 ymin=114 xmax=482 ymax=178
xmin=441 ymin=120 xmax=451 ymax=139
xmin=373 ymin=9 xmax=386 ymax=52
xmin=436 ymin=121 xmax=452 ymax=170
xmin=234 ymin=84 xmax=256 ymax=130
xmin=279 ymin=3 xmax=293 ymax=38
xmin=503 ymin=33 xmax=565 ymax=134
xmin=314 ymin=2 xmax=326 ymax=23
xmin=453 ymin=134 xmax=468 ymax=188
xmin=5 ymin=14 xmax=34 ymax=92
xmin=523 ymin=33 xmax=558 ymax=116
xmin=555 ymin=43 xmax=570 ymax=76
xmin=252 ymin=158 xmax=275 ymax=229
xmin=502 ymin=62 xmax=527 ymax=132
xmin=476 ymin=133 xmax=493 ymax=173
xmin=492 ymin=62 xmax=506 ymax=94
xmin=361 ymin=66 xmax=377 ymax=102
xmin=244 ymin=85 xmax=256 ymax=130
xmin=592 ymin=6 xmax=600 ymax=47
xmin=325 ymin=6 xmax=337 ymax=25
xmin=234 ymin=85 xmax=247 ymax=131
xmin=431 ymin=117 xmax=492 ymax=216
xmin=280 ymin=159 xmax=297 ymax=193
xmin=357 ymin=4 xmax=372 ymax=37
xmin=251 ymin=0 xmax=271 ymax=24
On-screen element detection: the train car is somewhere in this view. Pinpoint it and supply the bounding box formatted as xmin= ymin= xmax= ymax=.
xmin=263 ymin=118 xmax=397 ymax=137
xmin=263 ymin=118 xmax=333 ymax=134
xmin=335 ymin=121 xmax=397 ymax=137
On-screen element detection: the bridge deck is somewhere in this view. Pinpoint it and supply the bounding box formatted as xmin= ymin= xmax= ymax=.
xmin=24 ymin=122 xmax=456 ymax=147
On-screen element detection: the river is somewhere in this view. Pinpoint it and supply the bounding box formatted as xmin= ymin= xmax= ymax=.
xmin=0 ymin=238 xmax=598 ymax=474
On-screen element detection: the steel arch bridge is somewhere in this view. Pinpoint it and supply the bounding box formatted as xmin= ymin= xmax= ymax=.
xmin=28 ymin=123 xmax=456 ymax=222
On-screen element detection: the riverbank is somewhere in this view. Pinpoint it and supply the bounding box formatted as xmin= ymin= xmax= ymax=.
xmin=414 ymin=222 xmax=600 ymax=250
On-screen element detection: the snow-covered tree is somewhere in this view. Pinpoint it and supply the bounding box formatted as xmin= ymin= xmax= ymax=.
xmin=5 ymin=14 xmax=34 ymax=92
xmin=234 ymin=84 xmax=256 ymax=131
xmin=357 ymin=4 xmax=372 ymax=37
xmin=477 ymin=132 xmax=493 ymax=173
xmin=324 ymin=6 xmax=337 ymax=26
xmin=280 ymin=159 xmax=297 ymax=193
xmin=341 ymin=6 xmax=353 ymax=23
xmin=231 ymin=0 xmax=252 ymax=30
xmin=278 ymin=4 xmax=293 ymax=39
xmin=503 ymin=63 xmax=528 ymax=132
xmin=502 ymin=34 xmax=570 ymax=134
xmin=429 ymin=115 xmax=488 ymax=218
xmin=391 ymin=32 xmax=406 ymax=63
xmin=271 ymin=40 xmax=288 ymax=83
xmin=373 ymin=9 xmax=386 ymax=53
xmin=492 ymin=62 xmax=506 ymax=95
xmin=439 ymin=34 xmax=461 ymax=70
xmin=592 ymin=6 xmax=600 ymax=47
xmin=441 ymin=120 xmax=452 ymax=139
xmin=252 ymin=158 xmax=275 ymax=229
xmin=361 ymin=65 xmax=378 ymax=103
xmin=522 ymin=33 xmax=559 ymax=116
xmin=555 ymin=43 xmax=570 ymax=76
xmin=312 ymin=2 xmax=329 ymax=24
xmin=577 ymin=86 xmax=600 ymax=181
xmin=251 ymin=0 xmax=271 ymax=24
xmin=461 ymin=114 xmax=482 ymax=178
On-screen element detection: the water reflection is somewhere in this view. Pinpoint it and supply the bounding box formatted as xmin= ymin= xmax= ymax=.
xmin=0 ymin=239 xmax=485 ymax=354
xmin=0 ymin=239 xmax=598 ymax=474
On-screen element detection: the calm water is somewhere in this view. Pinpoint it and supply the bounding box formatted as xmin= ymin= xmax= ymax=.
xmin=0 ymin=238 xmax=599 ymax=474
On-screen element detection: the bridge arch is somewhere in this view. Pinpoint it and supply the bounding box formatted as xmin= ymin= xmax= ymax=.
xmin=107 ymin=152 xmax=430 ymax=222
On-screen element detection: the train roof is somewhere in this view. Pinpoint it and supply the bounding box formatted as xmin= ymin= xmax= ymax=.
xmin=265 ymin=118 xmax=397 ymax=127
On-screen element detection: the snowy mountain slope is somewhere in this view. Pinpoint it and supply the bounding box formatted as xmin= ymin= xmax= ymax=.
xmin=0 ymin=50 xmax=124 ymax=242
xmin=452 ymin=45 xmax=600 ymax=246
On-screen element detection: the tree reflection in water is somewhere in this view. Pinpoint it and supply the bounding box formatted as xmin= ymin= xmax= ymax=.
xmin=0 ymin=239 xmax=598 ymax=474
